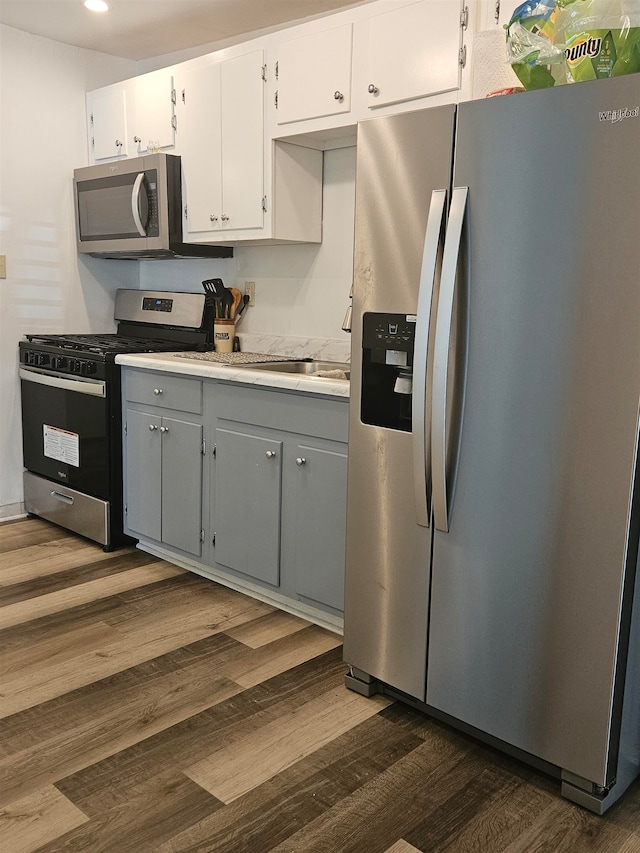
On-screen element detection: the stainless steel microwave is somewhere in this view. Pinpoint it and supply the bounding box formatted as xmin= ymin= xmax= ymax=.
xmin=73 ymin=153 xmax=233 ymax=260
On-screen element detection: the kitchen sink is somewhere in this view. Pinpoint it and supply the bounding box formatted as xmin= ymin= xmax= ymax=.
xmin=237 ymin=360 xmax=350 ymax=380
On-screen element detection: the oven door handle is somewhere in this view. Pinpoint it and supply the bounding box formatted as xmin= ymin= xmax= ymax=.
xmin=19 ymin=367 xmax=106 ymax=398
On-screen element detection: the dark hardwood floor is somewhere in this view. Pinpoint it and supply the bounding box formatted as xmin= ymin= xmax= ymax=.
xmin=1 ymin=517 xmax=639 ymax=852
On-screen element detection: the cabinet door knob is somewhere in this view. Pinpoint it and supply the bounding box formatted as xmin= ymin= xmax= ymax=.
xmin=160 ymin=426 xmax=169 ymax=434
xmin=133 ymin=135 xmax=141 ymax=143
xmin=153 ymin=388 xmax=163 ymax=395
xmin=148 ymin=424 xmax=158 ymax=431
xmin=265 ymin=450 xmax=276 ymax=459
xmin=295 ymin=457 xmax=306 ymax=467
xmin=210 ymin=214 xmax=218 ymax=222
xmin=115 ymin=139 xmax=123 ymax=147
xmin=221 ymin=214 xmax=229 ymax=222
xmin=367 ymin=84 xmax=379 ymax=95
xmin=334 ymin=91 xmax=344 ymax=102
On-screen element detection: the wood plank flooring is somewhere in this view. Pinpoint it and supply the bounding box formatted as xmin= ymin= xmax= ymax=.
xmin=1 ymin=517 xmax=639 ymax=852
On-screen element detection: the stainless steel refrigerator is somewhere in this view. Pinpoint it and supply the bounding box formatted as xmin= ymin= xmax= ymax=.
xmin=343 ymin=73 xmax=640 ymax=814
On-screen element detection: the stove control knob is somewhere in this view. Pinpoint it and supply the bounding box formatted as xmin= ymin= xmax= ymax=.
xmin=25 ymin=351 xmax=36 ymax=365
xmin=72 ymin=359 xmax=82 ymax=373
xmin=84 ymin=362 xmax=97 ymax=375
xmin=52 ymin=356 xmax=67 ymax=370
xmin=36 ymin=353 xmax=50 ymax=366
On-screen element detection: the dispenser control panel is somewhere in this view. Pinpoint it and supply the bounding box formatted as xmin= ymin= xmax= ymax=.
xmin=360 ymin=312 xmax=416 ymax=432
xmin=363 ymin=313 xmax=416 ymax=354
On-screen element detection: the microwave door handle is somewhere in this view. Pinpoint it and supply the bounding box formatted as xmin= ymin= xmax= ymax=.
xmin=131 ymin=172 xmax=147 ymax=236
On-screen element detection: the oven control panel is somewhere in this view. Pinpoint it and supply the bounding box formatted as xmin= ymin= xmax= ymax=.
xmin=20 ymin=348 xmax=103 ymax=379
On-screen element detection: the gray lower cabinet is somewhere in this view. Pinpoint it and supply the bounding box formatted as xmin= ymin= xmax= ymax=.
xmin=210 ymin=384 xmax=349 ymax=614
xmin=122 ymin=367 xmax=349 ymax=619
xmin=214 ymin=427 xmax=282 ymax=585
xmin=290 ymin=443 xmax=347 ymax=611
xmin=125 ymin=408 xmax=203 ymax=556
xmin=122 ymin=369 xmax=204 ymax=558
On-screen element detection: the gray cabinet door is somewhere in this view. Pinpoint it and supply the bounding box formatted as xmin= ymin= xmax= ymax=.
xmin=214 ymin=427 xmax=282 ymax=586
xmin=292 ymin=444 xmax=347 ymax=611
xmin=125 ymin=408 xmax=161 ymax=541
xmin=161 ymin=416 xmax=203 ymax=557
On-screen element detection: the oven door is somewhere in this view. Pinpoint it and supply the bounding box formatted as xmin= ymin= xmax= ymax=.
xmin=20 ymin=367 xmax=111 ymax=499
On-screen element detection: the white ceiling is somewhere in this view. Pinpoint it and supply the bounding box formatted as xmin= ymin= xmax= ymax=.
xmin=0 ymin=0 xmax=373 ymax=61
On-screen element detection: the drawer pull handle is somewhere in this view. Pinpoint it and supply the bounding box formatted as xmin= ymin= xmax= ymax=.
xmin=295 ymin=457 xmax=306 ymax=467
xmin=160 ymin=426 xmax=169 ymax=434
xmin=153 ymin=388 xmax=163 ymax=395
xmin=149 ymin=424 xmax=158 ymax=431
xmin=50 ymin=490 xmax=74 ymax=505
xmin=265 ymin=450 xmax=276 ymax=459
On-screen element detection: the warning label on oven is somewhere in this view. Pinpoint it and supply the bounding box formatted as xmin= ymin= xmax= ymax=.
xmin=43 ymin=425 xmax=80 ymax=468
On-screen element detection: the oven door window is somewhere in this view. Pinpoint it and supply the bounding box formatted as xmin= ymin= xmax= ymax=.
xmin=76 ymin=169 xmax=159 ymax=242
xmin=20 ymin=375 xmax=111 ymax=500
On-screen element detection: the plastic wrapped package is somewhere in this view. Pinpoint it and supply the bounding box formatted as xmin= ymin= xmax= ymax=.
xmin=505 ymin=0 xmax=640 ymax=88
xmin=555 ymin=0 xmax=640 ymax=82
xmin=505 ymin=0 xmax=567 ymax=88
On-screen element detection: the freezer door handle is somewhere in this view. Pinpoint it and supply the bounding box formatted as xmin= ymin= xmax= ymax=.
xmin=412 ymin=189 xmax=447 ymax=527
xmin=432 ymin=186 xmax=468 ymax=532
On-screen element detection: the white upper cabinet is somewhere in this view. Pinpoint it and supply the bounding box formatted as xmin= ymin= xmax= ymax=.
xmin=87 ymin=69 xmax=176 ymax=163
xmin=220 ymin=51 xmax=265 ymax=231
xmin=365 ymin=0 xmax=464 ymax=109
xmin=87 ymin=85 xmax=129 ymax=161
xmin=276 ymin=23 xmax=354 ymax=125
xmin=175 ymin=62 xmax=223 ymax=234
xmin=175 ymin=49 xmax=265 ymax=237
xmin=132 ymin=68 xmax=176 ymax=154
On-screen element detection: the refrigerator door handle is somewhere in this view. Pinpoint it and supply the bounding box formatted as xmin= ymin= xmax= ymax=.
xmin=412 ymin=189 xmax=447 ymax=527
xmin=432 ymin=186 xmax=468 ymax=532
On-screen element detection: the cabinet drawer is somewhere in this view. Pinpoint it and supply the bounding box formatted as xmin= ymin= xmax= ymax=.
xmin=125 ymin=370 xmax=203 ymax=414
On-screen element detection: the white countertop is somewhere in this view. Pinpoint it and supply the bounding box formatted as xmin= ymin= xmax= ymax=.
xmin=115 ymin=351 xmax=350 ymax=398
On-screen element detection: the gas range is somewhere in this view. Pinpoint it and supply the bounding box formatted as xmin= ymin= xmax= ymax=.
xmin=20 ymin=333 xmax=207 ymax=379
xmin=19 ymin=289 xmax=213 ymax=550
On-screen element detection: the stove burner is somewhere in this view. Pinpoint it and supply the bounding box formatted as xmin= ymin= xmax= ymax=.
xmin=24 ymin=333 xmax=204 ymax=357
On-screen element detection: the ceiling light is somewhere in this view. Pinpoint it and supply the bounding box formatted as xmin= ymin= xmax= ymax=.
xmin=84 ymin=1 xmax=109 ymax=12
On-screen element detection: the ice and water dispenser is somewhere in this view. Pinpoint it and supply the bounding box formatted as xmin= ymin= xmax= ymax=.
xmin=360 ymin=312 xmax=416 ymax=432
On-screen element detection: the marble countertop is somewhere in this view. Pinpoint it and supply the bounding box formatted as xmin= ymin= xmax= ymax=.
xmin=115 ymin=349 xmax=351 ymax=398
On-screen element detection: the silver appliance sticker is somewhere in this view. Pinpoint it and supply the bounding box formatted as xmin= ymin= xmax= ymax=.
xmin=44 ymin=425 xmax=80 ymax=468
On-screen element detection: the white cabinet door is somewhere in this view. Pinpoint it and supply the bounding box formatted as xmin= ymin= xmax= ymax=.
xmin=366 ymin=0 xmax=463 ymax=109
xmin=177 ymin=51 xmax=264 ymax=236
xmin=88 ymin=85 xmax=128 ymax=160
xmin=133 ymin=68 xmax=176 ymax=154
xmin=176 ymin=62 xmax=223 ymax=234
xmin=276 ymin=23 xmax=353 ymax=124
xmin=220 ymin=50 xmax=264 ymax=231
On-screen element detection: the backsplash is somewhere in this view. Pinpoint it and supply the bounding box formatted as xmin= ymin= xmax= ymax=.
xmin=237 ymin=332 xmax=350 ymax=363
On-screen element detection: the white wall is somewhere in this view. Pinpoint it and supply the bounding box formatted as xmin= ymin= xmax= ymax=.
xmin=234 ymin=145 xmax=355 ymax=339
xmin=139 ymin=145 xmax=356 ymax=341
xmin=0 ymin=25 xmax=138 ymax=515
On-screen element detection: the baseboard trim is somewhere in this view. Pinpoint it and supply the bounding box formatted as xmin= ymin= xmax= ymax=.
xmin=0 ymin=501 xmax=26 ymax=521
